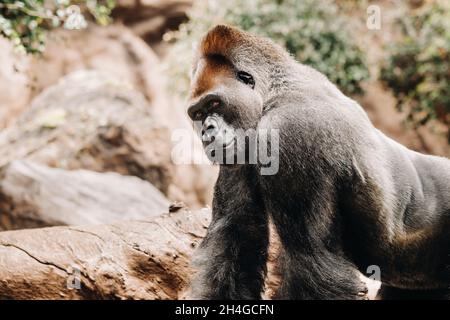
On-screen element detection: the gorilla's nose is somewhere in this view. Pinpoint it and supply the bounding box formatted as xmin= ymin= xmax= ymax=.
xmin=187 ymin=93 xmax=223 ymax=120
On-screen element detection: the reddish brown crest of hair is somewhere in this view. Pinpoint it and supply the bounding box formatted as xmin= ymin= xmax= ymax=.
xmin=200 ymin=25 xmax=244 ymax=57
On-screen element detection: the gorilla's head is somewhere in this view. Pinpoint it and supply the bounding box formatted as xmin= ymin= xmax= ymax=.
xmin=187 ymin=25 xmax=289 ymax=162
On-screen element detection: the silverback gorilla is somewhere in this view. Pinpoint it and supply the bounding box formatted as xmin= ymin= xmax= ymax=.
xmin=186 ymin=25 xmax=450 ymax=300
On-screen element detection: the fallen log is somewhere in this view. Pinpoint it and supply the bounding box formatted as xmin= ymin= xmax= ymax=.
xmin=0 ymin=160 xmax=170 ymax=230
xmin=0 ymin=207 xmax=379 ymax=299
xmin=0 ymin=207 xmax=210 ymax=299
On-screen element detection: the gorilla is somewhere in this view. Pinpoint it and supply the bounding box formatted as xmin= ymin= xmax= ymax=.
xmin=186 ymin=25 xmax=450 ymax=300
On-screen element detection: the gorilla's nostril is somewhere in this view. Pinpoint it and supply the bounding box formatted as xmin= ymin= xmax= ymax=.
xmin=210 ymin=100 xmax=220 ymax=108
xmin=202 ymin=124 xmax=217 ymax=142
xmin=202 ymin=124 xmax=216 ymax=137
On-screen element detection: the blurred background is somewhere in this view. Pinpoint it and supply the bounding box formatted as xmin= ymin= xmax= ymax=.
xmin=0 ymin=0 xmax=449 ymax=215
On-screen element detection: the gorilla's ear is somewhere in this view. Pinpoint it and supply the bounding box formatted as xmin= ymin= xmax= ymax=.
xmin=201 ymin=25 xmax=243 ymax=58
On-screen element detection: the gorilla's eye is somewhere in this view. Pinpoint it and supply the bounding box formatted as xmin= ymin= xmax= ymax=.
xmin=237 ymin=71 xmax=255 ymax=89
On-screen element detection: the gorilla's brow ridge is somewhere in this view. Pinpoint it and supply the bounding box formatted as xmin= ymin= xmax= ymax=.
xmin=206 ymin=53 xmax=233 ymax=66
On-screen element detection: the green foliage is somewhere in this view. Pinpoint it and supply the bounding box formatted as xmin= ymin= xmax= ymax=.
xmin=380 ymin=2 xmax=450 ymax=131
xmin=0 ymin=0 xmax=116 ymax=54
xmin=165 ymin=0 xmax=369 ymax=96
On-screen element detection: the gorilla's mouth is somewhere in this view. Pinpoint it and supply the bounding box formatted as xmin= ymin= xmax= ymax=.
xmin=206 ymin=137 xmax=235 ymax=154
xmin=204 ymin=138 xmax=237 ymax=164
xmin=201 ymin=114 xmax=237 ymax=161
xmin=201 ymin=115 xmax=235 ymax=148
xmin=203 ymin=128 xmax=235 ymax=156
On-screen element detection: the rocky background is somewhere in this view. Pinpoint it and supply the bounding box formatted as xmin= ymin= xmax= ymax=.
xmin=0 ymin=0 xmax=448 ymax=299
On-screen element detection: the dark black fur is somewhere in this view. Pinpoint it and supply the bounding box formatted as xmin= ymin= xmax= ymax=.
xmin=187 ymin=25 xmax=450 ymax=300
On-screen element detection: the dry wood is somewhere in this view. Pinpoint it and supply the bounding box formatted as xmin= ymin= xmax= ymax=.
xmin=0 ymin=207 xmax=210 ymax=299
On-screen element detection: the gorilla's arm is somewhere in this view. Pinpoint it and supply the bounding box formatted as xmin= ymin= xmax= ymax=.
xmin=264 ymin=177 xmax=369 ymax=300
xmin=258 ymin=100 xmax=369 ymax=299
xmin=189 ymin=166 xmax=269 ymax=299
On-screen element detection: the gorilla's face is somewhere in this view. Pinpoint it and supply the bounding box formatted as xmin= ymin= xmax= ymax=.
xmin=187 ymin=54 xmax=263 ymax=163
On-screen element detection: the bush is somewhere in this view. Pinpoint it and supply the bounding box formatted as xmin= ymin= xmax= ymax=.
xmin=0 ymin=0 xmax=115 ymax=54
xmin=165 ymin=0 xmax=369 ymax=96
xmin=380 ymin=1 xmax=450 ymax=137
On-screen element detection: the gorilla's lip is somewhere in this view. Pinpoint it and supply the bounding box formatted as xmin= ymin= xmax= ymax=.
xmin=222 ymin=138 xmax=235 ymax=150
xmin=205 ymin=138 xmax=234 ymax=149
xmin=204 ymin=137 xmax=235 ymax=155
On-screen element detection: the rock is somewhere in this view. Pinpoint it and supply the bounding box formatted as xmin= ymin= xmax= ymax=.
xmin=0 ymin=22 xmax=168 ymax=125
xmin=113 ymin=0 xmax=192 ymax=49
xmin=0 ymin=160 xmax=170 ymax=230
xmin=0 ymin=70 xmax=174 ymax=195
xmin=28 ymin=24 xmax=168 ymax=109
xmin=0 ymin=24 xmax=169 ymax=129
xmin=0 ymin=67 xmax=216 ymax=207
